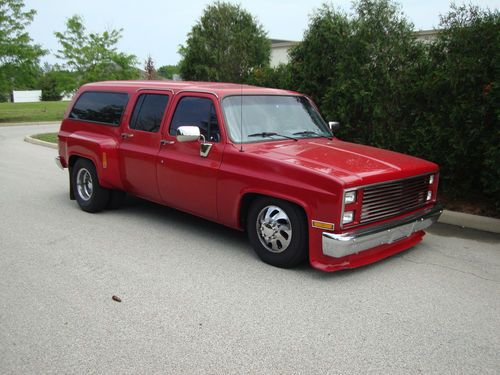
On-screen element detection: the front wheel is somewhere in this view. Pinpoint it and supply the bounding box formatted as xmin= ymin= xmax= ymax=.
xmin=247 ymin=197 xmax=308 ymax=268
xmin=71 ymin=159 xmax=110 ymax=213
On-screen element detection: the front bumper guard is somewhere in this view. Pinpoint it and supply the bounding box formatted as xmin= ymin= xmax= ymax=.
xmin=322 ymin=205 xmax=442 ymax=258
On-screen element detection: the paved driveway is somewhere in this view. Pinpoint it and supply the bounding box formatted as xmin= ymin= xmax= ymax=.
xmin=1 ymin=124 xmax=499 ymax=374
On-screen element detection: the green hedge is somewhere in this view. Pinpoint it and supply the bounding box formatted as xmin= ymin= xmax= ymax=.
xmin=250 ymin=1 xmax=499 ymax=209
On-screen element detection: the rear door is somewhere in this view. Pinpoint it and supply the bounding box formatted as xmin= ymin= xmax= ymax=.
xmin=156 ymin=93 xmax=224 ymax=220
xmin=118 ymin=90 xmax=171 ymax=202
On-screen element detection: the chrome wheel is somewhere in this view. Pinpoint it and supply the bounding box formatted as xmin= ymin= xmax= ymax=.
xmin=256 ymin=205 xmax=292 ymax=253
xmin=76 ymin=168 xmax=93 ymax=201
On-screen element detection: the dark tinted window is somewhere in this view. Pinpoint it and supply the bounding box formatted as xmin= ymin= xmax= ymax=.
xmin=129 ymin=94 xmax=169 ymax=133
xmin=170 ymin=97 xmax=220 ymax=142
xmin=69 ymin=91 xmax=128 ymax=126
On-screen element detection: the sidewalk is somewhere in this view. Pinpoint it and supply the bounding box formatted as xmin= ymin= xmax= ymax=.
xmin=439 ymin=210 xmax=500 ymax=234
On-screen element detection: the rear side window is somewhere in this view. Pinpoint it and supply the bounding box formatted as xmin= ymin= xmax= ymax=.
xmin=69 ymin=91 xmax=128 ymax=126
xmin=169 ymin=96 xmax=220 ymax=142
xmin=129 ymin=94 xmax=169 ymax=133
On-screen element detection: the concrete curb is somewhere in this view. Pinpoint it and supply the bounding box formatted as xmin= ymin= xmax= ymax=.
xmin=0 ymin=121 xmax=60 ymax=127
xmin=21 ymin=134 xmax=500 ymax=234
xmin=24 ymin=135 xmax=58 ymax=150
xmin=439 ymin=210 xmax=500 ymax=234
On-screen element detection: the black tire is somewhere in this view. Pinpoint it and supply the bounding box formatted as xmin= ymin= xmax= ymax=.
xmin=71 ymin=158 xmax=110 ymax=213
xmin=247 ymin=197 xmax=308 ymax=268
xmin=107 ymin=190 xmax=126 ymax=209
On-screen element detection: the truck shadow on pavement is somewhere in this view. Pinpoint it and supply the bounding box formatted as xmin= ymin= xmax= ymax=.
xmin=59 ymin=193 xmax=422 ymax=280
xmin=117 ymin=196 xmax=415 ymax=279
xmin=107 ymin=195 xmax=256 ymax=254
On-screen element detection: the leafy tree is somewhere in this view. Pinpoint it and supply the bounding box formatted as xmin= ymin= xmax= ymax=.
xmin=179 ymin=1 xmax=270 ymax=82
xmin=0 ymin=0 xmax=46 ymax=101
xmin=144 ymin=55 xmax=156 ymax=80
xmin=38 ymin=64 xmax=77 ymax=101
xmin=39 ymin=72 xmax=61 ymax=101
xmin=157 ymin=64 xmax=180 ymax=79
xmin=54 ymin=15 xmax=139 ymax=85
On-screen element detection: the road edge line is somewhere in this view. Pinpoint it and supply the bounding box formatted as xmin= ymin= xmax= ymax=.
xmin=0 ymin=121 xmax=60 ymax=127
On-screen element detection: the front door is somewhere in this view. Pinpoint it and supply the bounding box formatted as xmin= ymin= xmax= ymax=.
xmin=118 ymin=91 xmax=170 ymax=202
xmin=156 ymin=93 xmax=224 ymax=220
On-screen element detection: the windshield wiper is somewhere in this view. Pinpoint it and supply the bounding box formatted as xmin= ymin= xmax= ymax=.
xmin=247 ymin=132 xmax=298 ymax=141
xmin=293 ymin=130 xmax=333 ymax=140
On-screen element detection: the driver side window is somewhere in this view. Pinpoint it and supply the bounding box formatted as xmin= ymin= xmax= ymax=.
xmin=169 ymin=96 xmax=220 ymax=142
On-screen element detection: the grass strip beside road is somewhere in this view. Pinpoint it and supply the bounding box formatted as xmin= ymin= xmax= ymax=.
xmin=32 ymin=133 xmax=58 ymax=143
xmin=0 ymin=101 xmax=67 ymax=123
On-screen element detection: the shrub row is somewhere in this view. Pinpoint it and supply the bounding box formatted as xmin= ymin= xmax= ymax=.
xmin=249 ymin=2 xmax=499 ymax=209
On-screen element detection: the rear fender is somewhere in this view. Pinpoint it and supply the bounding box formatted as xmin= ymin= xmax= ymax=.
xmin=65 ymin=131 xmax=122 ymax=190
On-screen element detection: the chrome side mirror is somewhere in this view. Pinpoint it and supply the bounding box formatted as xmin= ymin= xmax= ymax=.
xmin=176 ymin=126 xmax=200 ymax=142
xmin=329 ymin=121 xmax=340 ymax=132
xmin=176 ymin=125 xmax=213 ymax=158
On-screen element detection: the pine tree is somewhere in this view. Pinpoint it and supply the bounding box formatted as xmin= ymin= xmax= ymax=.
xmin=144 ymin=55 xmax=156 ymax=80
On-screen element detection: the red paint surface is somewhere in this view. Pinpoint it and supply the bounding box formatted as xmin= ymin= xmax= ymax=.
xmin=58 ymin=81 xmax=440 ymax=271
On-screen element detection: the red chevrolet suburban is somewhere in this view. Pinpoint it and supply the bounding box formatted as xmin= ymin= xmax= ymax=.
xmin=56 ymin=80 xmax=442 ymax=271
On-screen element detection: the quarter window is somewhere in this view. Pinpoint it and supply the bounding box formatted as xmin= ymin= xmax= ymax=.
xmin=170 ymin=97 xmax=220 ymax=142
xmin=69 ymin=91 xmax=128 ymax=126
xmin=129 ymin=94 xmax=169 ymax=133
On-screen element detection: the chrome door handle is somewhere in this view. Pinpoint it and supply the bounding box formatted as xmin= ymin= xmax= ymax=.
xmin=121 ymin=133 xmax=134 ymax=139
xmin=160 ymin=139 xmax=175 ymax=145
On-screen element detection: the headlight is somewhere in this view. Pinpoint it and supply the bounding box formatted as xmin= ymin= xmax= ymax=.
xmin=342 ymin=211 xmax=354 ymax=224
xmin=429 ymin=175 xmax=434 ymax=184
xmin=344 ymin=191 xmax=356 ymax=204
xmin=426 ymin=190 xmax=432 ymax=201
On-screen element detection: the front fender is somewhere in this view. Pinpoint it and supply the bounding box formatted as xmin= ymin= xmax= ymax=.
xmin=217 ymin=148 xmax=341 ymax=230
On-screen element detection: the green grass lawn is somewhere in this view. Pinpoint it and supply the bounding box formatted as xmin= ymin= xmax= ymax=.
xmin=32 ymin=132 xmax=58 ymax=143
xmin=0 ymin=101 xmax=68 ymax=123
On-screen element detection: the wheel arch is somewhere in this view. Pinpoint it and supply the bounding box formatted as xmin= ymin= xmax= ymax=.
xmin=68 ymin=155 xmax=96 ymax=200
xmin=238 ymin=191 xmax=309 ymax=231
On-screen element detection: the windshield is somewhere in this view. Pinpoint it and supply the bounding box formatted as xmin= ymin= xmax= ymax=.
xmin=222 ymin=95 xmax=332 ymax=143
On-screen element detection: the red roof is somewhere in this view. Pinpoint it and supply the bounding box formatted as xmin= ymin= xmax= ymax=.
xmin=82 ymin=80 xmax=300 ymax=97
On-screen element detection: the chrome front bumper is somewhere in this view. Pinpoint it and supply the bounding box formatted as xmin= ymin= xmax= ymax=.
xmin=322 ymin=205 xmax=442 ymax=258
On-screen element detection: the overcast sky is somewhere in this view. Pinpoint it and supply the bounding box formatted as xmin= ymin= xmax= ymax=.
xmin=24 ymin=0 xmax=499 ymax=67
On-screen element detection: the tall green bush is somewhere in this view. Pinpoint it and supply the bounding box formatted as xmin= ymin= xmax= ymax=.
xmin=289 ymin=1 xmax=426 ymax=150
xmin=423 ymin=4 xmax=499 ymax=206
xmin=267 ymin=0 xmax=499 ymax=208
xmin=246 ymin=64 xmax=293 ymax=89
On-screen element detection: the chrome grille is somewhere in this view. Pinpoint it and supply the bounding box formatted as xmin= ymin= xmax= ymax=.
xmin=360 ymin=175 xmax=430 ymax=224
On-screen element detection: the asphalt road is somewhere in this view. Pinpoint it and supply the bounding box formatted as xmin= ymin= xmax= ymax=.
xmin=1 ymin=124 xmax=499 ymax=374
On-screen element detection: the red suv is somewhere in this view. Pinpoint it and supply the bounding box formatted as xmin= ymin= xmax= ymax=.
xmin=56 ymin=80 xmax=442 ymax=271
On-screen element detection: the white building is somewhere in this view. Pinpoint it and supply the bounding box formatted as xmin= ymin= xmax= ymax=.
xmin=12 ymin=90 xmax=42 ymax=103
xmin=270 ymin=39 xmax=299 ymax=67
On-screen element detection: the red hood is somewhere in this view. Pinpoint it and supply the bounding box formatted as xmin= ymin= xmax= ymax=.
xmin=243 ymin=138 xmax=438 ymax=187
